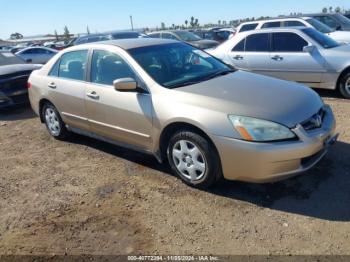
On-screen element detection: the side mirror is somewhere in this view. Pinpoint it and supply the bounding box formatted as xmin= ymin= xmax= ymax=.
xmin=25 ymin=58 xmax=32 ymax=63
xmin=303 ymin=45 xmax=316 ymax=53
xmin=113 ymin=78 xmax=137 ymax=92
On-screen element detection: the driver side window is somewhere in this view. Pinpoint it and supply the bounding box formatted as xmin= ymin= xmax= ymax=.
xmin=91 ymin=50 xmax=136 ymax=86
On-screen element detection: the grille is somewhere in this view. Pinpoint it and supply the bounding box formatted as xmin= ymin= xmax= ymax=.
xmin=301 ymin=107 xmax=325 ymax=131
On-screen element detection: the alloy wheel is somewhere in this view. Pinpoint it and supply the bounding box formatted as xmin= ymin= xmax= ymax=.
xmin=172 ymin=140 xmax=206 ymax=181
xmin=45 ymin=108 xmax=61 ymax=136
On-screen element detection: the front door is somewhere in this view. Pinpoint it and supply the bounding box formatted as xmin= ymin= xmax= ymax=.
xmin=85 ymin=49 xmax=153 ymax=149
xmin=266 ymin=32 xmax=325 ymax=86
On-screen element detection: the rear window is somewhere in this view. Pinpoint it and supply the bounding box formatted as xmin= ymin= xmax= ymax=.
xmin=239 ymin=23 xmax=258 ymax=32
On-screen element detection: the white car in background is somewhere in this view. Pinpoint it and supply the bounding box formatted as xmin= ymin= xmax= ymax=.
xmin=16 ymin=47 xmax=58 ymax=64
xmin=236 ymin=17 xmax=350 ymax=44
xmin=208 ymin=27 xmax=350 ymax=98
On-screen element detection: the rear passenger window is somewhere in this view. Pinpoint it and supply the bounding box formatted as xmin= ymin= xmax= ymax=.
xmin=58 ymin=50 xmax=88 ymax=81
xmin=239 ymin=23 xmax=258 ymax=32
xmin=48 ymin=59 xmax=60 ymax=77
xmin=261 ymin=22 xmax=282 ymax=28
xmin=91 ymin=50 xmax=135 ymax=86
xmin=272 ymin=33 xmax=308 ymax=52
xmin=232 ymin=38 xmax=245 ymax=51
xmin=149 ymin=33 xmax=160 ymax=38
xmin=284 ymin=21 xmax=305 ymax=27
xmin=245 ymin=33 xmax=269 ymax=52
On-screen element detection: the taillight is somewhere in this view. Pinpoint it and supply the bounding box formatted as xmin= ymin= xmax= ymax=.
xmin=27 ymin=82 xmax=32 ymax=89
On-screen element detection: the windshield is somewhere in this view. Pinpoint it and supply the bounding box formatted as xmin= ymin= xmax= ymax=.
xmin=174 ymin=31 xmax=202 ymax=41
xmin=0 ymin=52 xmax=25 ymax=66
xmin=305 ymin=18 xmax=333 ymax=33
xmin=302 ymin=28 xmax=340 ymax=49
xmin=335 ymin=13 xmax=350 ymax=26
xmin=128 ymin=43 xmax=233 ymax=89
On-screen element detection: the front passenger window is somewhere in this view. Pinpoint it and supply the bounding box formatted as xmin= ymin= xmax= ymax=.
xmin=91 ymin=50 xmax=136 ymax=86
xmin=58 ymin=50 xmax=88 ymax=81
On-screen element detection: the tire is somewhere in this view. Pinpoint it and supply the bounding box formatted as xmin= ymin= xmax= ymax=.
xmin=167 ymin=130 xmax=222 ymax=188
xmin=42 ymin=103 xmax=69 ymax=140
xmin=338 ymin=71 xmax=350 ymax=99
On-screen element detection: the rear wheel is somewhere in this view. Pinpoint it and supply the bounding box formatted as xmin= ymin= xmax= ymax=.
xmin=167 ymin=130 xmax=221 ymax=188
xmin=338 ymin=71 xmax=350 ymax=99
xmin=42 ymin=103 xmax=69 ymax=139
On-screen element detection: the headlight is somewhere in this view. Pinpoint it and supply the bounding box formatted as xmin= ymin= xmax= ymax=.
xmin=228 ymin=115 xmax=296 ymax=142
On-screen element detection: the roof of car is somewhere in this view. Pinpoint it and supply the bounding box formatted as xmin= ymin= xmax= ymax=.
xmin=90 ymin=38 xmax=179 ymax=50
xmin=239 ymin=26 xmax=308 ymax=34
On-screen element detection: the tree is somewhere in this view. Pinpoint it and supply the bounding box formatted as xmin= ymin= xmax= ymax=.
xmin=218 ymin=20 xmax=221 ymax=26
xmin=185 ymin=20 xmax=188 ymax=28
xmin=322 ymin=7 xmax=328 ymax=13
xmin=172 ymin=23 xmax=175 ymax=29
xmin=329 ymin=6 xmax=333 ymax=13
xmin=161 ymin=22 xmax=166 ymax=30
xmin=86 ymin=26 xmax=90 ymax=35
xmin=54 ymin=30 xmax=59 ymax=41
xmin=63 ymin=25 xmax=70 ymax=40
xmin=190 ymin=16 xmax=195 ymax=28
xmin=335 ymin=7 xmax=341 ymax=13
xmin=10 ymin=32 xmax=23 ymax=40
xmin=194 ymin=18 xmax=199 ymax=27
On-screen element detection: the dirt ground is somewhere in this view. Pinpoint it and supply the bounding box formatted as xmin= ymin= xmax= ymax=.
xmin=0 ymin=90 xmax=349 ymax=256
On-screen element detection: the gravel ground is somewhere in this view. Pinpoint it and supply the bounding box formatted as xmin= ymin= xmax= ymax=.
xmin=0 ymin=90 xmax=349 ymax=256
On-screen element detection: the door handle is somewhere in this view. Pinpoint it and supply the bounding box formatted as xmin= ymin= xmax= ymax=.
xmin=271 ymin=55 xmax=283 ymax=61
xmin=48 ymin=82 xmax=56 ymax=89
xmin=233 ymin=55 xmax=244 ymax=60
xmin=86 ymin=91 xmax=99 ymax=99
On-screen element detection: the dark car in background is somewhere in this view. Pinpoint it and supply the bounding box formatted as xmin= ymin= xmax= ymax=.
xmin=72 ymin=31 xmax=149 ymax=46
xmin=193 ymin=28 xmax=235 ymax=43
xmin=307 ymin=13 xmax=350 ymax=31
xmin=344 ymin=13 xmax=350 ymax=20
xmin=147 ymin=30 xmax=219 ymax=49
xmin=0 ymin=51 xmax=41 ymax=109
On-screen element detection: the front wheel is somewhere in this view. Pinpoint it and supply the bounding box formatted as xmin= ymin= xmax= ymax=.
xmin=338 ymin=71 xmax=350 ymax=99
xmin=167 ymin=131 xmax=222 ymax=188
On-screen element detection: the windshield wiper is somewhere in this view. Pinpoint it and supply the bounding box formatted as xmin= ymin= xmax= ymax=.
xmin=168 ymin=69 xmax=235 ymax=89
xmin=201 ymin=69 xmax=235 ymax=81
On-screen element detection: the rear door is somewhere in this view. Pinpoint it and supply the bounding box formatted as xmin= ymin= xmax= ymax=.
xmin=46 ymin=50 xmax=89 ymax=130
xmin=267 ymin=32 xmax=324 ymax=86
xmin=229 ymin=33 xmax=271 ymax=74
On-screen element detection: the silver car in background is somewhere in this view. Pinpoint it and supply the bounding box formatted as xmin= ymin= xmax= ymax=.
xmin=16 ymin=47 xmax=58 ymax=64
xmin=209 ymin=27 xmax=350 ymax=98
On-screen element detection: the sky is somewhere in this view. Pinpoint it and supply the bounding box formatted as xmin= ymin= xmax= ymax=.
xmin=0 ymin=0 xmax=349 ymax=39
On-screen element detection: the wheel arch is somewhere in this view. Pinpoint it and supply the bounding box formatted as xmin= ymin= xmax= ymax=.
xmin=158 ymin=121 xmax=220 ymax=162
xmin=38 ymin=98 xmax=54 ymax=123
xmin=336 ymin=66 xmax=350 ymax=90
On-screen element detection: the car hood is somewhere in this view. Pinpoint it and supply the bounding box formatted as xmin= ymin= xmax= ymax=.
xmin=176 ymin=70 xmax=323 ymax=128
xmin=0 ymin=64 xmax=42 ymax=76
xmin=327 ymin=31 xmax=350 ymax=43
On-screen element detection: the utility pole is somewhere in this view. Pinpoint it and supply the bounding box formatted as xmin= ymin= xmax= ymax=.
xmin=130 ymin=15 xmax=134 ymax=31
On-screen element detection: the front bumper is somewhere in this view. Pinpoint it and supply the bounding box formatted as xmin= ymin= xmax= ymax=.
xmin=211 ymin=105 xmax=337 ymax=183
